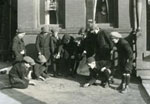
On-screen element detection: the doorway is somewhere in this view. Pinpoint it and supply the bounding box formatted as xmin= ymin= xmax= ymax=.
xmin=147 ymin=0 xmax=150 ymax=50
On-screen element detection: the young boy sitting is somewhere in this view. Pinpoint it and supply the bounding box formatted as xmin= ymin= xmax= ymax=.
xmin=9 ymin=56 xmax=36 ymax=89
xmin=83 ymin=57 xmax=112 ymax=88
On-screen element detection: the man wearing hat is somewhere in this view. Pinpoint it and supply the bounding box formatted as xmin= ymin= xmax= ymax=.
xmin=36 ymin=26 xmax=51 ymax=73
xmin=50 ymin=28 xmax=61 ymax=77
xmin=12 ymin=32 xmax=26 ymax=62
xmin=110 ymin=31 xmax=133 ymax=93
xmin=9 ymin=56 xmax=36 ymax=89
xmin=83 ymin=57 xmax=112 ymax=88
xmin=32 ymin=55 xmax=48 ymax=81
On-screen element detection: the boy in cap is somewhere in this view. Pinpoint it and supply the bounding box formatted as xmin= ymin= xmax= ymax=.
xmin=83 ymin=57 xmax=112 ymax=88
xmin=12 ymin=32 xmax=26 ymax=62
xmin=110 ymin=31 xmax=133 ymax=93
xmin=9 ymin=56 xmax=36 ymax=89
xmin=50 ymin=27 xmax=61 ymax=77
xmin=36 ymin=26 xmax=51 ymax=73
xmin=58 ymin=34 xmax=78 ymax=77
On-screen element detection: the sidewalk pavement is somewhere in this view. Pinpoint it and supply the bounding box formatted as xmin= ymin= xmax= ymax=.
xmin=0 ymin=64 xmax=150 ymax=104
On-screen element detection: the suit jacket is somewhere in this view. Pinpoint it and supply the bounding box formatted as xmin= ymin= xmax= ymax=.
xmin=95 ymin=30 xmax=114 ymax=60
xmin=12 ymin=36 xmax=26 ymax=61
xmin=59 ymin=36 xmax=77 ymax=59
xmin=9 ymin=62 xmax=29 ymax=80
xmin=81 ymin=32 xmax=97 ymax=58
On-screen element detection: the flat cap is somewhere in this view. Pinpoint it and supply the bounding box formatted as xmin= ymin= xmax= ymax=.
xmin=23 ymin=56 xmax=35 ymax=65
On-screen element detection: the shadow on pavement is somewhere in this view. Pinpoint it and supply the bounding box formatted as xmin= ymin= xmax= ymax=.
xmin=1 ymin=89 xmax=46 ymax=104
xmin=0 ymin=74 xmax=46 ymax=104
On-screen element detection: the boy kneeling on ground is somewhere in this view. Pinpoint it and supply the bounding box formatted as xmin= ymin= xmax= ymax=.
xmin=83 ymin=57 xmax=112 ymax=88
xmin=9 ymin=56 xmax=36 ymax=89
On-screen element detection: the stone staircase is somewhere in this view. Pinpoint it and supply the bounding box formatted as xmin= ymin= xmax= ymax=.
xmin=136 ymin=54 xmax=150 ymax=82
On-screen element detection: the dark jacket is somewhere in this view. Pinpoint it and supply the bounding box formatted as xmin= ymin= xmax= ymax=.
xmin=90 ymin=60 xmax=111 ymax=79
xmin=12 ymin=36 xmax=26 ymax=61
xmin=116 ymin=38 xmax=133 ymax=73
xmin=32 ymin=63 xmax=47 ymax=79
xmin=80 ymin=32 xmax=96 ymax=58
xmin=36 ymin=33 xmax=51 ymax=61
xmin=50 ymin=35 xmax=61 ymax=57
xmin=95 ymin=30 xmax=114 ymax=60
xmin=9 ymin=62 xmax=29 ymax=81
xmin=59 ymin=36 xmax=77 ymax=59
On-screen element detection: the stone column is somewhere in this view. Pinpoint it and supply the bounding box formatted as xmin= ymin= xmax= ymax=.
xmin=136 ymin=0 xmax=142 ymax=31
xmin=93 ymin=0 xmax=97 ymax=24
xmin=45 ymin=0 xmax=50 ymax=25
xmin=130 ymin=0 xmax=143 ymax=31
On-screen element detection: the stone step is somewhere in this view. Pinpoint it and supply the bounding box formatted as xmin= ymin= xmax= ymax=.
xmin=137 ymin=69 xmax=150 ymax=77
xmin=143 ymin=51 xmax=150 ymax=61
xmin=141 ymin=76 xmax=150 ymax=80
xmin=142 ymin=83 xmax=150 ymax=97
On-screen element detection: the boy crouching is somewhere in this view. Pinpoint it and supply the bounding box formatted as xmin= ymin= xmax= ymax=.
xmin=32 ymin=55 xmax=48 ymax=81
xmin=83 ymin=57 xmax=112 ymax=88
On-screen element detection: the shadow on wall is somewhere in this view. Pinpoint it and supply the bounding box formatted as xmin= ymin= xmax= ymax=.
xmin=25 ymin=44 xmax=38 ymax=60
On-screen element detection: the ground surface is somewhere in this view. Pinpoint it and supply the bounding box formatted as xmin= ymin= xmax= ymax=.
xmin=0 ymin=73 xmax=150 ymax=104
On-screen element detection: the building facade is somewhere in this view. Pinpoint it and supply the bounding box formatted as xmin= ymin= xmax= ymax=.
xmin=0 ymin=0 xmax=150 ymax=80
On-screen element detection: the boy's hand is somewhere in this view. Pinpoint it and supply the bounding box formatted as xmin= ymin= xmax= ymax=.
xmin=20 ymin=50 xmax=25 ymax=54
xmin=101 ymin=67 xmax=106 ymax=72
xmin=71 ymin=55 xmax=75 ymax=59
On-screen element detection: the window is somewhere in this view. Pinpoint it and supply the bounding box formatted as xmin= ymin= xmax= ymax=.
xmin=39 ymin=0 xmax=65 ymax=27
xmin=147 ymin=0 xmax=150 ymax=50
xmin=86 ymin=0 xmax=117 ymax=27
xmin=94 ymin=0 xmax=116 ymax=26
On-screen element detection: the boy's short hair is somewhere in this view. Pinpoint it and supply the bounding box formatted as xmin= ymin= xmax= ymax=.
xmin=87 ymin=57 xmax=95 ymax=63
xmin=51 ymin=27 xmax=59 ymax=33
xmin=89 ymin=24 xmax=99 ymax=31
xmin=111 ymin=31 xmax=122 ymax=39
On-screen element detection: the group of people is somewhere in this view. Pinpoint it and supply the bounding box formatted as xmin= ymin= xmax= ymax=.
xmin=9 ymin=24 xmax=133 ymax=93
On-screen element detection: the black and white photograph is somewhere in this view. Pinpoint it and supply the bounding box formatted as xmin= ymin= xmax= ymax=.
xmin=0 ymin=0 xmax=150 ymax=104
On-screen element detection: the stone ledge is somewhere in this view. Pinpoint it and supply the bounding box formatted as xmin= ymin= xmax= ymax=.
xmin=142 ymin=83 xmax=150 ymax=97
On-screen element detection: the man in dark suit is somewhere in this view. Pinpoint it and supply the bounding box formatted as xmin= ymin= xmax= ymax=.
xmin=111 ymin=31 xmax=133 ymax=93
xmin=12 ymin=32 xmax=26 ymax=62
